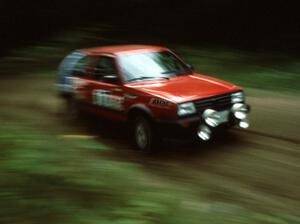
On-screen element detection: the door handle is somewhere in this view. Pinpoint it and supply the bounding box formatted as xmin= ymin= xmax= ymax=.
xmin=112 ymin=88 xmax=123 ymax=92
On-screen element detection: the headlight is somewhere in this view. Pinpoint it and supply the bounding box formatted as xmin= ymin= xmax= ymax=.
xmin=177 ymin=102 xmax=196 ymax=116
xmin=231 ymin=91 xmax=245 ymax=103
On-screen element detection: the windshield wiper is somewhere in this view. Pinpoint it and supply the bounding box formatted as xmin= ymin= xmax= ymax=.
xmin=161 ymin=70 xmax=178 ymax=74
xmin=157 ymin=76 xmax=170 ymax=80
xmin=127 ymin=76 xmax=157 ymax=82
xmin=128 ymin=76 xmax=169 ymax=82
xmin=162 ymin=70 xmax=192 ymax=76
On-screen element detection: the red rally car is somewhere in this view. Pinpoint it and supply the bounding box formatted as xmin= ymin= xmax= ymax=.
xmin=57 ymin=45 xmax=250 ymax=152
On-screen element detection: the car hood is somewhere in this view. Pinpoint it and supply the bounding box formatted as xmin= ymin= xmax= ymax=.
xmin=126 ymin=73 xmax=241 ymax=103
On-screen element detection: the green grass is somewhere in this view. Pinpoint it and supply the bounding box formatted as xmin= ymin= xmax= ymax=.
xmin=1 ymin=121 xmax=298 ymax=224
xmin=1 ymin=115 xmax=299 ymax=223
xmin=0 ymin=120 xmax=182 ymax=224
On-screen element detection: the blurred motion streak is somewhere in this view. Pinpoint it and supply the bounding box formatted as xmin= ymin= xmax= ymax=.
xmin=0 ymin=1 xmax=300 ymax=223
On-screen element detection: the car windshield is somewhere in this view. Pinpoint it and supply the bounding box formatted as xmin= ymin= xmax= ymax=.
xmin=118 ymin=51 xmax=192 ymax=83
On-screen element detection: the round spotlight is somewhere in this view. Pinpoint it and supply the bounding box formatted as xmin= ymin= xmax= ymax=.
xmin=235 ymin=111 xmax=247 ymax=120
xmin=197 ymin=124 xmax=212 ymax=141
xmin=239 ymin=119 xmax=250 ymax=129
xmin=203 ymin=109 xmax=220 ymax=127
xmin=232 ymin=103 xmax=248 ymax=120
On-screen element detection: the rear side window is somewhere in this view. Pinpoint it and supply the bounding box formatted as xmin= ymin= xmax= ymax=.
xmin=73 ymin=56 xmax=88 ymax=77
xmin=58 ymin=51 xmax=86 ymax=83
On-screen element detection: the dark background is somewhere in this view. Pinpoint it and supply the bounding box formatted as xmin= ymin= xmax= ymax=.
xmin=1 ymin=0 xmax=300 ymax=53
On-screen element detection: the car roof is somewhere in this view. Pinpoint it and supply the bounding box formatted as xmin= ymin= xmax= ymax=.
xmin=79 ymin=45 xmax=169 ymax=56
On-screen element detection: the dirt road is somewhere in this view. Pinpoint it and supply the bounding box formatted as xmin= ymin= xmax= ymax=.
xmin=1 ymin=73 xmax=300 ymax=221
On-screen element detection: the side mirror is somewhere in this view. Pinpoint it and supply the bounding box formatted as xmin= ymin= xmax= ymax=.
xmin=103 ymin=75 xmax=119 ymax=84
xmin=187 ymin=64 xmax=194 ymax=71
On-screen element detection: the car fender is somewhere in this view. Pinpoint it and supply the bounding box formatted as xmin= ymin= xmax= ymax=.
xmin=127 ymin=104 xmax=154 ymax=121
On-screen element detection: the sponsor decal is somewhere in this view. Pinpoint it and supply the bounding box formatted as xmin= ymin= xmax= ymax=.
xmin=93 ymin=89 xmax=124 ymax=111
xmin=149 ymin=98 xmax=170 ymax=108
xmin=124 ymin=93 xmax=137 ymax=100
xmin=65 ymin=76 xmax=87 ymax=92
xmin=64 ymin=77 xmax=87 ymax=99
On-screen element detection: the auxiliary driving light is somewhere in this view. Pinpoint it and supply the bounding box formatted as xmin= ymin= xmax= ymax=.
xmin=232 ymin=103 xmax=248 ymax=120
xmin=203 ymin=109 xmax=220 ymax=127
xmin=239 ymin=119 xmax=250 ymax=129
xmin=197 ymin=124 xmax=212 ymax=141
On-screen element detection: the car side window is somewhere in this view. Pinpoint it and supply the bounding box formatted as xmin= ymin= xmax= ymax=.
xmin=73 ymin=56 xmax=88 ymax=77
xmin=93 ymin=56 xmax=119 ymax=84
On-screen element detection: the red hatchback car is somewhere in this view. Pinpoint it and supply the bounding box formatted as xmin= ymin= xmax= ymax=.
xmin=57 ymin=45 xmax=250 ymax=152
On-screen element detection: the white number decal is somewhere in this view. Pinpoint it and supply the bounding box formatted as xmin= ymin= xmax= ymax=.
xmin=64 ymin=76 xmax=86 ymax=92
xmin=93 ymin=89 xmax=124 ymax=111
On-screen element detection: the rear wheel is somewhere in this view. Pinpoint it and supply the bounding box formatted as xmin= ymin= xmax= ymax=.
xmin=134 ymin=116 xmax=159 ymax=153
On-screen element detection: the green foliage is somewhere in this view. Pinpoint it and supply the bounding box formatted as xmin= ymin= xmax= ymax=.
xmin=1 ymin=28 xmax=299 ymax=94
xmin=177 ymin=46 xmax=300 ymax=93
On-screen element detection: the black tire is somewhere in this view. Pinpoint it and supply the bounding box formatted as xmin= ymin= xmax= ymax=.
xmin=133 ymin=115 xmax=160 ymax=153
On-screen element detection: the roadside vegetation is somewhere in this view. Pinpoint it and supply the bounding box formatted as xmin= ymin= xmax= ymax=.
xmin=1 ymin=27 xmax=300 ymax=93
xmin=0 ymin=119 xmax=183 ymax=224
xmin=177 ymin=46 xmax=300 ymax=93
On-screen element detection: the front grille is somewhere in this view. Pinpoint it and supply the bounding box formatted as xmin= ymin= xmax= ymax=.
xmin=194 ymin=93 xmax=232 ymax=113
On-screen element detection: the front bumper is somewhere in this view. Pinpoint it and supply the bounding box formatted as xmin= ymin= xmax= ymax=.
xmin=155 ymin=104 xmax=250 ymax=140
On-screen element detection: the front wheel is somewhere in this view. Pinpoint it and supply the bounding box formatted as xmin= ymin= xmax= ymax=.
xmin=134 ymin=116 xmax=159 ymax=153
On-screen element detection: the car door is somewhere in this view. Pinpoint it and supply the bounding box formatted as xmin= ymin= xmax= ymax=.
xmin=88 ymin=55 xmax=126 ymax=121
xmin=67 ymin=55 xmax=95 ymax=106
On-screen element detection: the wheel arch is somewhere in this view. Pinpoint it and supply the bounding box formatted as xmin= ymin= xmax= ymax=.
xmin=127 ymin=104 xmax=154 ymax=123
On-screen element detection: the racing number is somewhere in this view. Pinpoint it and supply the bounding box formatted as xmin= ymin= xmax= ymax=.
xmin=93 ymin=89 xmax=124 ymax=111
